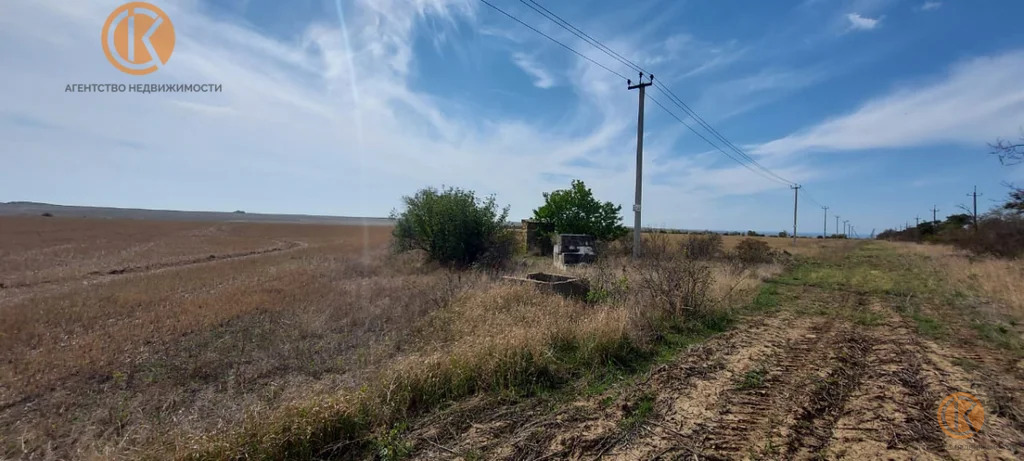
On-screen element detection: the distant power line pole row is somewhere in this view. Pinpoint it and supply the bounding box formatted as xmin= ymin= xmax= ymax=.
xmin=791 ymin=185 xmax=801 ymax=245
xmin=628 ymin=73 xmax=653 ymax=259
xmin=822 ymin=206 xmax=829 ymax=239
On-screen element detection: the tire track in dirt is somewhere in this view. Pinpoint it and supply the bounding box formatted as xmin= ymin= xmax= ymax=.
xmin=0 ymin=240 xmax=309 ymax=306
xmin=811 ymin=304 xmax=948 ymax=460
xmin=627 ymin=317 xmax=844 ymax=460
xmin=406 ymin=314 xmax=836 ymax=460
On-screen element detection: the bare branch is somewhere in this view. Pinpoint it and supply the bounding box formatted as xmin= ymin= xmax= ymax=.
xmin=989 ymin=130 xmax=1024 ymax=165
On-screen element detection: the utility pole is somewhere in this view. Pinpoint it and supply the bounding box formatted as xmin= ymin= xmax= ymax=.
xmin=915 ymin=216 xmax=920 ymax=227
xmin=967 ymin=186 xmax=982 ymax=232
xmin=931 ymin=205 xmax=939 ymax=225
xmin=844 ymin=220 xmax=850 ymax=237
xmin=835 ymin=215 xmax=841 ymax=237
xmin=627 ymin=72 xmax=652 ymax=259
xmin=791 ymin=185 xmax=801 ymax=245
xmin=822 ymin=206 xmax=829 ymax=239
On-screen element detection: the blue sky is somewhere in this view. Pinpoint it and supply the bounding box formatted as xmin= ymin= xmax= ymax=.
xmin=2 ymin=0 xmax=1024 ymax=234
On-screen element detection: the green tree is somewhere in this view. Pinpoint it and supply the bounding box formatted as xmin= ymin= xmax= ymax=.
xmin=391 ymin=186 xmax=512 ymax=267
xmin=532 ymin=180 xmax=627 ymax=241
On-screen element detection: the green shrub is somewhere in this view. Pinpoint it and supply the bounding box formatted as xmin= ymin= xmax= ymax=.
xmin=391 ymin=186 xmax=512 ymax=268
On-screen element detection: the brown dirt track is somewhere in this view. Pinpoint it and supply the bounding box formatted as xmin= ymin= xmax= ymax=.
xmin=405 ymin=243 xmax=1024 ymax=460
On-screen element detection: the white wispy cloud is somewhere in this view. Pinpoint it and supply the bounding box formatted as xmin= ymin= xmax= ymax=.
xmin=920 ymin=2 xmax=942 ymax=11
xmin=511 ymin=52 xmax=556 ymax=89
xmin=0 ymin=0 xmax=822 ymax=229
xmin=754 ymin=50 xmax=1024 ymax=157
xmin=846 ymin=13 xmax=881 ymax=31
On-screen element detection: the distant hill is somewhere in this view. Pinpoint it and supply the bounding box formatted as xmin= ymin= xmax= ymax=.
xmin=0 ymin=201 xmax=394 ymax=226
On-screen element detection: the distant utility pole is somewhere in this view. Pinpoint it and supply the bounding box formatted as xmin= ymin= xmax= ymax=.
xmin=844 ymin=220 xmax=850 ymax=236
xmin=967 ymin=186 xmax=982 ymax=232
xmin=822 ymin=206 xmax=829 ymax=239
xmin=627 ymin=72 xmax=652 ymax=259
xmin=791 ymin=184 xmax=801 ymax=245
xmin=931 ymin=205 xmax=939 ymax=225
xmin=915 ymin=216 xmax=920 ymax=227
xmin=835 ymin=215 xmax=841 ymax=237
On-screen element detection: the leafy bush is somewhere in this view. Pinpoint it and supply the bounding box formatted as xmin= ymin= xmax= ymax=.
xmin=684 ymin=233 xmax=723 ymax=260
xmin=391 ymin=186 xmax=513 ymax=268
xmin=533 ymin=180 xmax=627 ymax=241
xmin=735 ymin=238 xmax=773 ymax=265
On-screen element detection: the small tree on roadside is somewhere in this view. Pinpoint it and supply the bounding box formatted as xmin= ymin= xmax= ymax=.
xmin=391 ymin=186 xmax=512 ymax=268
xmin=532 ymin=180 xmax=627 ymax=241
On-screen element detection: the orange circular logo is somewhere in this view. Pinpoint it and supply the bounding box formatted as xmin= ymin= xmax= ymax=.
xmin=102 ymin=2 xmax=175 ymax=75
xmin=937 ymin=392 xmax=985 ymax=439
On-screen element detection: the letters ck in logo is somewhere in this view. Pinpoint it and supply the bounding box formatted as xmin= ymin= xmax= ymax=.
xmin=103 ymin=2 xmax=175 ymax=75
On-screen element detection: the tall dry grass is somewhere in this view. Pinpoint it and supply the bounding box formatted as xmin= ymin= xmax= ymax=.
xmin=1 ymin=218 xmax=785 ymax=460
xmin=897 ymin=242 xmax=1024 ymax=319
xmin=188 ymin=234 xmax=784 ymax=460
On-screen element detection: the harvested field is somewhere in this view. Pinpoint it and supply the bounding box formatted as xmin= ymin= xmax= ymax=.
xmin=1 ymin=217 xmax=403 ymax=458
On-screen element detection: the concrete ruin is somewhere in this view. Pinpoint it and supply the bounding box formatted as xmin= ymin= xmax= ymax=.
xmin=553 ymin=233 xmax=596 ymax=268
xmin=521 ymin=219 xmax=554 ymax=255
xmin=502 ymin=272 xmax=590 ymax=300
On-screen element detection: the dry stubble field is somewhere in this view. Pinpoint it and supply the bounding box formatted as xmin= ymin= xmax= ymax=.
xmin=1 ymin=217 xmax=405 ymax=458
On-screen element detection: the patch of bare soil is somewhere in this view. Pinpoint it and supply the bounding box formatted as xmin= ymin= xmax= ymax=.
xmin=405 ymin=292 xmax=1024 ymax=460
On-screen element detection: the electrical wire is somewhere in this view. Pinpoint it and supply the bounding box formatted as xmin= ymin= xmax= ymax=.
xmin=481 ymin=0 xmax=848 ymax=223
xmin=478 ymin=0 xmax=630 ymax=81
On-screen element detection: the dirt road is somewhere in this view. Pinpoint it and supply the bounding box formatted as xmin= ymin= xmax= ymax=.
xmin=406 ymin=243 xmax=1024 ymax=460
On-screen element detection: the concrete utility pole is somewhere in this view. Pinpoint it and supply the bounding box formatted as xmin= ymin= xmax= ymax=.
xmin=791 ymin=185 xmax=801 ymax=245
xmin=845 ymin=220 xmax=850 ymax=237
xmin=967 ymin=186 xmax=982 ymax=232
xmin=627 ymin=72 xmax=652 ymax=259
xmin=931 ymin=205 xmax=939 ymax=225
xmin=835 ymin=215 xmax=841 ymax=237
xmin=915 ymin=216 xmax=920 ymax=227
xmin=822 ymin=206 xmax=829 ymax=239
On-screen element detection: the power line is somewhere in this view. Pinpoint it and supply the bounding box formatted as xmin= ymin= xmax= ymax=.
xmin=644 ymin=94 xmax=794 ymax=185
xmin=652 ymin=83 xmax=794 ymax=186
xmin=519 ymin=0 xmax=644 ymax=74
xmin=517 ymin=0 xmax=796 ymax=187
xmin=482 ymin=0 xmax=846 ymax=228
xmin=477 ymin=0 xmax=630 ymax=81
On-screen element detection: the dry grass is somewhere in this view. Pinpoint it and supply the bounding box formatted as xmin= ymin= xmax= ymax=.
xmin=656 ymin=233 xmax=854 ymax=259
xmin=894 ymin=241 xmax=1024 ymax=320
xmin=1 ymin=219 xmax=783 ymax=459
xmin=0 ymin=217 xmax=410 ymax=459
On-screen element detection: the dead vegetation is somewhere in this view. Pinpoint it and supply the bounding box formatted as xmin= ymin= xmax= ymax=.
xmin=0 ymin=216 xmax=794 ymax=460
xmin=400 ymin=240 xmax=1024 ymax=460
